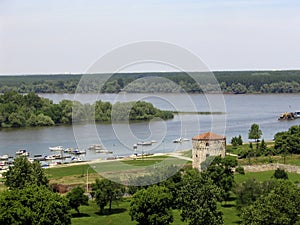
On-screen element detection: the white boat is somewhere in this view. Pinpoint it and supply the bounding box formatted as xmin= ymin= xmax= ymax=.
xmin=95 ymin=149 xmax=113 ymax=154
xmin=72 ymin=149 xmax=86 ymax=155
xmin=49 ymin=146 xmax=64 ymax=151
xmin=137 ymin=141 xmax=152 ymax=146
xmin=0 ymin=155 xmax=9 ymax=160
xmin=16 ymin=149 xmax=29 ymax=156
xmin=64 ymin=148 xmax=74 ymax=153
xmin=294 ymin=111 xmax=300 ymax=118
xmin=88 ymin=144 xmax=103 ymax=150
xmin=71 ymin=156 xmax=83 ymax=162
xmin=173 ymin=137 xmax=190 ymax=143
xmin=173 ymin=138 xmax=183 ymax=143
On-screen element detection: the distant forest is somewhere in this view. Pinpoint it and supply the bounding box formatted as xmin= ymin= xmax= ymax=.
xmin=1 ymin=70 xmax=300 ymax=94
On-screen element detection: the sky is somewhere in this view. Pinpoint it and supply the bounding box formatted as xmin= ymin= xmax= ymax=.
xmin=0 ymin=0 xmax=299 ymax=74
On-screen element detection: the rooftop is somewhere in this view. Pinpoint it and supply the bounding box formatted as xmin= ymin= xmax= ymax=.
xmin=192 ymin=132 xmax=225 ymax=140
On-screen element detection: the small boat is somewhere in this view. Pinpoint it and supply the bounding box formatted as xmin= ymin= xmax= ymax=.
xmin=182 ymin=138 xmax=190 ymax=142
xmin=0 ymin=155 xmax=9 ymax=160
xmin=49 ymin=146 xmax=64 ymax=151
xmin=137 ymin=141 xmax=152 ymax=146
xmin=71 ymin=156 xmax=83 ymax=162
xmin=95 ymin=149 xmax=113 ymax=154
xmin=173 ymin=137 xmax=190 ymax=143
xmin=173 ymin=138 xmax=182 ymax=143
xmin=278 ymin=112 xmax=295 ymax=120
xmin=294 ymin=111 xmax=300 ymax=118
xmin=64 ymin=148 xmax=74 ymax=153
xmin=88 ymin=144 xmax=103 ymax=150
xmin=71 ymin=149 xmax=86 ymax=155
xmin=16 ymin=149 xmax=29 ymax=156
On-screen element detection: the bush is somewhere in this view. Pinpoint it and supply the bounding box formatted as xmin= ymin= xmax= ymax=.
xmin=235 ymin=166 xmax=245 ymax=175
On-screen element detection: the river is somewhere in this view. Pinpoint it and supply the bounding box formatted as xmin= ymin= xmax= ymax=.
xmin=0 ymin=93 xmax=299 ymax=161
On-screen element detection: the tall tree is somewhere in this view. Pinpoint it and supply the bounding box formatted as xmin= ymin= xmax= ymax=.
xmin=177 ymin=169 xmax=223 ymax=225
xmin=66 ymin=186 xmax=89 ymax=214
xmin=204 ymin=156 xmax=237 ymax=202
xmin=0 ymin=185 xmax=71 ymax=225
xmin=91 ymin=178 xmax=124 ymax=214
xmin=4 ymin=156 xmax=48 ymax=189
xmin=248 ymin=123 xmax=262 ymax=149
xmin=129 ymin=185 xmax=173 ymax=225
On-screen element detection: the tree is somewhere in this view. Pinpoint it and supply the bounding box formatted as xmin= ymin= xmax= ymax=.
xmin=66 ymin=186 xmax=89 ymax=214
xmin=91 ymin=178 xmax=124 ymax=214
xmin=4 ymin=156 xmax=48 ymax=189
xmin=177 ymin=169 xmax=223 ymax=225
xmin=204 ymin=156 xmax=238 ymax=202
xmin=235 ymin=179 xmax=277 ymax=211
xmin=241 ymin=180 xmax=300 ymax=225
xmin=0 ymin=185 xmax=71 ymax=225
xmin=248 ymin=123 xmax=262 ymax=149
xmin=129 ymin=185 xmax=173 ymax=225
xmin=259 ymin=139 xmax=267 ymax=155
xmin=273 ymin=168 xmax=288 ymax=180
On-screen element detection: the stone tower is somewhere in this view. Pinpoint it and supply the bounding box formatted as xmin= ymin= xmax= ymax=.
xmin=192 ymin=132 xmax=226 ymax=171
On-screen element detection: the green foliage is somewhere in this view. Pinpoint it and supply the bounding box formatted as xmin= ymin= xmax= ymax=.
xmin=0 ymin=92 xmax=173 ymax=128
xmin=91 ymin=178 xmax=125 ymax=214
xmin=0 ymin=185 xmax=71 ymax=225
xmin=248 ymin=123 xmax=262 ymax=149
xmin=274 ymin=125 xmax=300 ymax=154
xmin=235 ymin=166 xmax=245 ymax=175
xmin=4 ymin=156 xmax=49 ymax=189
xmin=66 ymin=186 xmax=89 ymax=214
xmin=234 ymin=179 xmax=277 ymax=211
xmin=204 ymin=156 xmax=238 ymax=202
xmin=231 ymin=135 xmax=243 ymax=147
xmin=129 ymin=185 xmax=174 ymax=225
xmin=2 ymin=70 xmax=300 ymax=94
xmin=241 ymin=180 xmax=300 ymax=225
xmin=177 ymin=169 xmax=223 ymax=225
xmin=273 ymin=168 xmax=288 ymax=180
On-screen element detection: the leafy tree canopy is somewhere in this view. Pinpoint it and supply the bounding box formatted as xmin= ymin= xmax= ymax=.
xmin=0 ymin=185 xmax=71 ymax=225
xmin=129 ymin=185 xmax=174 ymax=225
xmin=4 ymin=156 xmax=48 ymax=189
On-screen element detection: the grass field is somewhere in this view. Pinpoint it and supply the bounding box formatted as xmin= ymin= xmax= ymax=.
xmin=71 ymin=197 xmax=241 ymax=225
xmin=67 ymin=170 xmax=300 ymax=225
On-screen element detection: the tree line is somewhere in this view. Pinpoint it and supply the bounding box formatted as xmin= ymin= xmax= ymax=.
xmin=1 ymin=70 xmax=300 ymax=94
xmin=0 ymin=91 xmax=173 ymax=128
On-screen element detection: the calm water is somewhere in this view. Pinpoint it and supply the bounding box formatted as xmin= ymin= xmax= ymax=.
xmin=1 ymin=93 xmax=300 ymax=160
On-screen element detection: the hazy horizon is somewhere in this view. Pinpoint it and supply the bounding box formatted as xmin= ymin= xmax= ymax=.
xmin=1 ymin=0 xmax=299 ymax=74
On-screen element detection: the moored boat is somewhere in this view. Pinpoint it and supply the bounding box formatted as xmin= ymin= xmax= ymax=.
xmin=88 ymin=144 xmax=103 ymax=150
xmin=137 ymin=141 xmax=152 ymax=146
xmin=49 ymin=146 xmax=64 ymax=151
xmin=95 ymin=149 xmax=113 ymax=154
xmin=16 ymin=149 xmax=29 ymax=156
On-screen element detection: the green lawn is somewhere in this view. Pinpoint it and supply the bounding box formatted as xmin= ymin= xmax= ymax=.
xmin=70 ymin=170 xmax=300 ymax=225
xmin=71 ymin=198 xmax=240 ymax=225
xmin=71 ymin=199 xmax=188 ymax=225
xmin=235 ymin=170 xmax=300 ymax=183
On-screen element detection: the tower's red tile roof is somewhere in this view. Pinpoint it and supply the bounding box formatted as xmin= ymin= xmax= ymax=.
xmin=192 ymin=132 xmax=225 ymax=140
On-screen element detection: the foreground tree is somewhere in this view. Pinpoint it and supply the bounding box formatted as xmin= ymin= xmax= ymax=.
xmin=91 ymin=178 xmax=124 ymax=214
xmin=129 ymin=185 xmax=173 ymax=225
xmin=66 ymin=186 xmax=89 ymax=214
xmin=248 ymin=123 xmax=262 ymax=149
xmin=204 ymin=156 xmax=237 ymax=202
xmin=4 ymin=156 xmax=48 ymax=189
xmin=241 ymin=180 xmax=300 ymax=225
xmin=0 ymin=185 xmax=71 ymax=225
xmin=178 ymin=169 xmax=223 ymax=225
